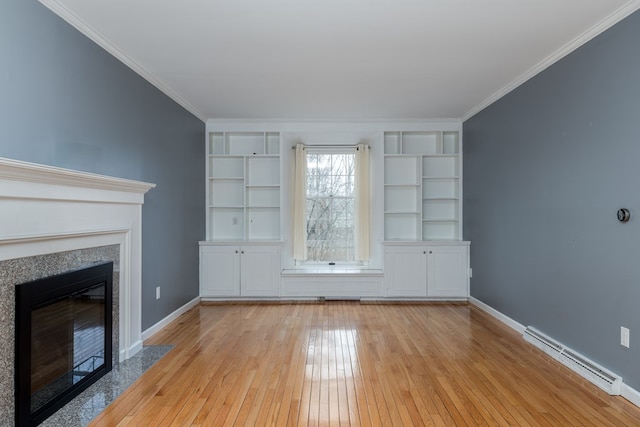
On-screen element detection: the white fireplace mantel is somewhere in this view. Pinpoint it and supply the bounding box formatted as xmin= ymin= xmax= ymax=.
xmin=0 ymin=157 xmax=155 ymax=361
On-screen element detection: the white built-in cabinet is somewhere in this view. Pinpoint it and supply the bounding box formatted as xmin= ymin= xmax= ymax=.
xmin=207 ymin=132 xmax=281 ymax=240
xmin=384 ymin=131 xmax=460 ymax=240
xmin=200 ymin=243 xmax=281 ymax=297
xmin=383 ymin=129 xmax=470 ymax=298
xmin=201 ymin=131 xmax=283 ymax=298
xmin=384 ymin=245 xmax=427 ymax=296
xmin=199 ymin=124 xmax=470 ymax=300
xmin=384 ymin=242 xmax=469 ymax=298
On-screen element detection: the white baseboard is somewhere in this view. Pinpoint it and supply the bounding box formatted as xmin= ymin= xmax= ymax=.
xmin=119 ymin=340 xmax=143 ymax=363
xmin=201 ymin=297 xmax=317 ymax=302
xmin=469 ymin=297 xmax=525 ymax=334
xmin=141 ymin=296 xmax=201 ymax=341
xmin=622 ymin=383 xmax=640 ymax=407
xmin=470 ymin=296 xmax=640 ymax=408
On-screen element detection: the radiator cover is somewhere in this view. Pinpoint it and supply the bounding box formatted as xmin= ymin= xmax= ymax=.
xmin=523 ymin=326 xmax=621 ymax=395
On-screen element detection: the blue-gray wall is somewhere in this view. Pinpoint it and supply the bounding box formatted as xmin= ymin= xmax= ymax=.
xmin=464 ymin=11 xmax=640 ymax=389
xmin=0 ymin=1 xmax=205 ymax=330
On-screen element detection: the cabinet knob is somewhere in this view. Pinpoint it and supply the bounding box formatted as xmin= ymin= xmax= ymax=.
xmin=423 ymin=251 xmax=426 ymax=254
xmin=241 ymin=251 xmax=244 ymax=254
xmin=429 ymin=251 xmax=433 ymax=254
xmin=235 ymin=250 xmax=239 ymax=254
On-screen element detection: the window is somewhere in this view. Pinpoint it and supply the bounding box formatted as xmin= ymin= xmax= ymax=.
xmin=305 ymin=150 xmax=355 ymax=262
xmin=292 ymin=143 xmax=370 ymax=264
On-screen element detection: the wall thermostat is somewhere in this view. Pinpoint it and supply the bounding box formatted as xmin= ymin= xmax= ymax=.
xmin=617 ymin=208 xmax=630 ymax=223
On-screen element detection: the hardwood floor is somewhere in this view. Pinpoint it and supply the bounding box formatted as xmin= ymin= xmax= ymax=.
xmin=89 ymin=302 xmax=640 ymax=426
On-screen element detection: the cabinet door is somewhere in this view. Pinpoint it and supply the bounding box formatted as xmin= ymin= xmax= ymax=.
xmin=427 ymin=246 xmax=468 ymax=297
xmin=240 ymin=245 xmax=280 ymax=297
xmin=384 ymin=246 xmax=427 ymax=297
xmin=200 ymin=246 xmax=240 ymax=296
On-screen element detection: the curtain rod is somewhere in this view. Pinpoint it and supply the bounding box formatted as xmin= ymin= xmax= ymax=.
xmin=291 ymin=144 xmax=370 ymax=150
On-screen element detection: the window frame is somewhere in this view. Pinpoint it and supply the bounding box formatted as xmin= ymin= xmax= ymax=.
xmin=297 ymin=147 xmax=364 ymax=267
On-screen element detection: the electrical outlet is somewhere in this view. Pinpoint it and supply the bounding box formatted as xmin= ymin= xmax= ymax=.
xmin=621 ymin=326 xmax=630 ymax=348
xmin=156 ymin=286 xmax=161 ymax=300
xmin=232 ymin=216 xmax=238 ymax=225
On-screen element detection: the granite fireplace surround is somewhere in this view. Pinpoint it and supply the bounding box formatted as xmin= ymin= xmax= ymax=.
xmin=0 ymin=157 xmax=154 ymax=422
xmin=1 ymin=246 xmax=120 ymax=423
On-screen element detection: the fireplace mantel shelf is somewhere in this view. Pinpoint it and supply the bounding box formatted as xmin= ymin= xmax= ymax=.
xmin=0 ymin=157 xmax=155 ymax=205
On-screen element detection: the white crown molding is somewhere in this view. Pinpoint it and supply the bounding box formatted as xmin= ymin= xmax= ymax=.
xmin=206 ymin=118 xmax=462 ymax=124
xmin=38 ymin=0 xmax=206 ymax=122
xmin=205 ymin=118 xmax=463 ymax=133
xmin=462 ymin=0 xmax=640 ymax=121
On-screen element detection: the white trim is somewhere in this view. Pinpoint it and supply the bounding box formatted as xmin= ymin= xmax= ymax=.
xmin=469 ymin=297 xmax=525 ymax=334
xmin=0 ymin=229 xmax=128 ymax=245
xmin=199 ymin=240 xmax=284 ymax=246
xmin=206 ymin=118 xmax=462 ymax=125
xmin=121 ymin=340 xmax=144 ymax=362
xmin=38 ymin=0 xmax=206 ymax=122
xmin=0 ymin=230 xmax=126 ymax=261
xmin=622 ymin=383 xmax=640 ymax=407
xmin=0 ymin=157 xmax=154 ymax=196
xmin=201 ymin=297 xmax=317 ymax=302
xmin=206 ymin=120 xmax=462 ymax=133
xmin=463 ymin=0 xmax=640 ymax=121
xmin=141 ymin=296 xmax=201 ymax=341
xmin=382 ymin=241 xmax=471 ymax=247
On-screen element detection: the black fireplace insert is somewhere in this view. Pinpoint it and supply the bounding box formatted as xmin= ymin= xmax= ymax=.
xmin=15 ymin=262 xmax=113 ymax=427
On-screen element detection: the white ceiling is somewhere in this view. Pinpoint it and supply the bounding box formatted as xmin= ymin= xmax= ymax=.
xmin=41 ymin=0 xmax=640 ymax=122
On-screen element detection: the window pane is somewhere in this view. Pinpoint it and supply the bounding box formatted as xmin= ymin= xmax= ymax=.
xmin=332 ymin=175 xmax=349 ymax=196
xmin=344 ymin=199 xmax=354 ymax=222
xmin=316 ymin=155 xmax=331 ymax=196
xmin=307 ymin=171 xmax=317 ymax=195
xmin=305 ymin=151 xmax=356 ymax=262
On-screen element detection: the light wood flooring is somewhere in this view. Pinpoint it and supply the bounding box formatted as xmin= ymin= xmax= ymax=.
xmin=89 ymin=302 xmax=640 ymax=426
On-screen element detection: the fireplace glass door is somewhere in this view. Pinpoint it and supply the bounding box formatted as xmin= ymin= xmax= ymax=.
xmin=30 ymin=283 xmax=106 ymax=413
xmin=15 ymin=262 xmax=113 ymax=427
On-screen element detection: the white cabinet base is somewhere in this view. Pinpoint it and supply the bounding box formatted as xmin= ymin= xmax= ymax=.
xmin=384 ymin=241 xmax=470 ymax=299
xmin=281 ymin=271 xmax=384 ymax=298
xmin=200 ymin=245 xmax=240 ymax=297
xmin=428 ymin=245 xmax=468 ymax=298
xmin=384 ymin=246 xmax=427 ymax=297
xmin=241 ymin=245 xmax=280 ymax=296
xmin=199 ymin=242 xmax=281 ymax=298
xmin=201 ymin=242 xmax=469 ymax=301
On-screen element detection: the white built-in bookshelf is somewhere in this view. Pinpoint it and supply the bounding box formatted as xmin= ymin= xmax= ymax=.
xmin=384 ymin=131 xmax=461 ymax=241
xmin=201 ymin=122 xmax=468 ymax=299
xmin=207 ymin=132 xmax=281 ymax=241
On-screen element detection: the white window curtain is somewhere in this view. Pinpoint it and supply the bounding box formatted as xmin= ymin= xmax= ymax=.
xmin=355 ymin=143 xmax=370 ymax=261
xmin=292 ymin=143 xmax=308 ymax=260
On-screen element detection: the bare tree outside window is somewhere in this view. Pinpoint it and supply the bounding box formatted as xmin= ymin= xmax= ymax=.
xmin=306 ymin=152 xmax=355 ymax=262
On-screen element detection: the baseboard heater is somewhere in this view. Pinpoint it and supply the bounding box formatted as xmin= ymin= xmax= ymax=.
xmin=523 ymin=326 xmax=622 ymax=395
